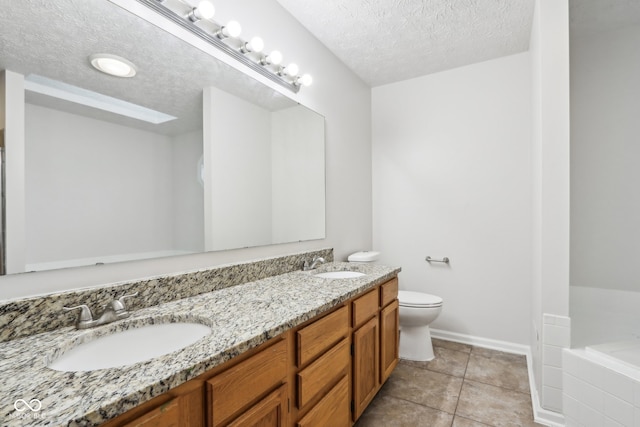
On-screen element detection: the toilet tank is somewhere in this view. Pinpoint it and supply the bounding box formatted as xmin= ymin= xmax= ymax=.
xmin=347 ymin=251 xmax=380 ymax=263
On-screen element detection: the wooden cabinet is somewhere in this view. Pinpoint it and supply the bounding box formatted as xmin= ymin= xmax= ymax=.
xmin=103 ymin=276 xmax=399 ymax=427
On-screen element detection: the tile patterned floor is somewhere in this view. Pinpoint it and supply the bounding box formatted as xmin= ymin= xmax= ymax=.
xmin=355 ymin=339 xmax=545 ymax=427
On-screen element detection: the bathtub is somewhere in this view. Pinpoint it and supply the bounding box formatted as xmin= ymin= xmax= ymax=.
xmin=563 ymin=287 xmax=640 ymax=425
xmin=563 ymin=343 xmax=640 ymax=426
xmin=586 ymin=339 xmax=640 ymax=373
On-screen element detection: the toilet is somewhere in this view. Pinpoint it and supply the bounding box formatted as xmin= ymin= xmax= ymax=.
xmin=397 ymin=290 xmax=443 ymax=361
xmin=347 ymin=251 xmax=443 ymax=361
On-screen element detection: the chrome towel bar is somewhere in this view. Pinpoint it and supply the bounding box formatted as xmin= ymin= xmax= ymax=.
xmin=426 ymin=256 xmax=450 ymax=264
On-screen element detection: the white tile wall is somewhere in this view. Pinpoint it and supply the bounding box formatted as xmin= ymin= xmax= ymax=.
xmin=563 ymin=349 xmax=640 ymax=427
xmin=542 ymin=314 xmax=571 ymax=412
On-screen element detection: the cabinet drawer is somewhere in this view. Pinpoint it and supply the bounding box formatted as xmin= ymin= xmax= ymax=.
xmin=297 ymin=338 xmax=349 ymax=410
xmin=296 ymin=375 xmax=349 ymax=427
xmin=297 ymin=306 xmax=348 ymax=367
xmin=123 ymin=398 xmax=179 ymax=427
xmin=207 ymin=339 xmax=287 ymax=426
xmin=380 ymin=278 xmax=398 ymax=308
xmin=227 ymin=384 xmax=287 ymax=427
xmin=352 ymin=289 xmax=378 ymax=328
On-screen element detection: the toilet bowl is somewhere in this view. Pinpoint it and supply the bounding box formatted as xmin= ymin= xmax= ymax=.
xmin=398 ymin=290 xmax=443 ymax=362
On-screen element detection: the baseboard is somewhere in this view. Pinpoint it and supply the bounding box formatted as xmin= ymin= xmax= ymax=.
xmin=430 ymin=329 xmax=565 ymax=427
xmin=430 ymin=328 xmax=530 ymax=355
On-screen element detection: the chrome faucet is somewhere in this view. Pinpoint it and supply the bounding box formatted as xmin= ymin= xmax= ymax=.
xmin=303 ymin=256 xmax=326 ymax=271
xmin=64 ymin=292 xmax=138 ymax=329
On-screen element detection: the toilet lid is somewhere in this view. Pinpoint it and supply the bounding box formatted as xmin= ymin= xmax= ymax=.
xmin=398 ymin=290 xmax=443 ymax=308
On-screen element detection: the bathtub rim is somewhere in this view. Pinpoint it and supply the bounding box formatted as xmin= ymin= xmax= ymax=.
xmin=581 ymin=339 xmax=640 ymax=383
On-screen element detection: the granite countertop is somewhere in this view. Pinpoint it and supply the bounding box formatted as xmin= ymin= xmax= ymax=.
xmin=0 ymin=262 xmax=400 ymax=426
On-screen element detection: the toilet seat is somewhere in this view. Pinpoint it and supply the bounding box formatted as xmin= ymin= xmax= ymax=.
xmin=398 ymin=290 xmax=443 ymax=308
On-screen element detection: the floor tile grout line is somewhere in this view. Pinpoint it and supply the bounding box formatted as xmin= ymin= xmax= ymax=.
xmin=454 ymin=412 xmax=496 ymax=427
xmin=450 ymin=350 xmax=471 ymax=425
xmin=462 ymin=376 xmax=532 ymax=397
xmin=380 ymin=393 xmax=457 ymax=418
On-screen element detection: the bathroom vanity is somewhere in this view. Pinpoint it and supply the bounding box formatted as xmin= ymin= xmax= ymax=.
xmin=0 ymin=253 xmax=400 ymax=426
xmin=102 ymin=277 xmax=399 ymax=427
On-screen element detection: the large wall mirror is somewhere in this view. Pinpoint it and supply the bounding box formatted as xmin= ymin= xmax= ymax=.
xmin=0 ymin=0 xmax=325 ymax=273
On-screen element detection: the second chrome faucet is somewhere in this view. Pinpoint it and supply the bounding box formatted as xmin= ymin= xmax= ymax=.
xmin=64 ymin=292 xmax=138 ymax=329
xmin=302 ymin=256 xmax=326 ymax=271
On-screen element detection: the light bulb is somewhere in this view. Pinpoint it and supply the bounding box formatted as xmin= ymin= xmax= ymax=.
xmin=247 ymin=36 xmax=264 ymax=53
xmin=222 ymin=20 xmax=242 ymax=38
xmin=188 ymin=0 xmax=215 ymax=21
xmin=242 ymin=36 xmax=264 ymax=54
xmin=283 ymin=63 xmax=299 ymax=77
xmin=263 ymin=50 xmax=282 ymax=66
xmin=298 ymin=74 xmax=313 ymax=87
xmin=266 ymin=50 xmax=282 ymax=65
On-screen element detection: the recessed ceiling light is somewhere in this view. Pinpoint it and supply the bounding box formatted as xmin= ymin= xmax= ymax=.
xmin=89 ymin=53 xmax=137 ymax=78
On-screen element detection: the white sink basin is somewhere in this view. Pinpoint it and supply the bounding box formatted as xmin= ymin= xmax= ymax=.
xmin=48 ymin=323 xmax=211 ymax=372
xmin=314 ymin=271 xmax=366 ymax=279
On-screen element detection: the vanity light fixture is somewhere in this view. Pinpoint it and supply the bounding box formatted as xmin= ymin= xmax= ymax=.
xmin=138 ymin=0 xmax=311 ymax=93
xmin=89 ymin=54 xmax=137 ymax=78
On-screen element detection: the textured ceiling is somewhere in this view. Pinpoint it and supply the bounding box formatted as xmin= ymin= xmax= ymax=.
xmin=0 ymin=0 xmax=295 ymax=136
xmin=276 ymin=0 xmax=535 ymax=87
xmin=570 ymin=0 xmax=640 ymax=39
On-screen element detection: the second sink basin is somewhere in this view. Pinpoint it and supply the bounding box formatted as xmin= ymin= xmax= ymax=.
xmin=314 ymin=271 xmax=366 ymax=279
xmin=48 ymin=322 xmax=211 ymax=372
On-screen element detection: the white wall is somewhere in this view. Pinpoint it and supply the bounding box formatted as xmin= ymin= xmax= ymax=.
xmin=530 ymin=0 xmax=571 ymax=416
xmin=0 ymin=0 xmax=371 ymax=300
xmin=372 ymin=52 xmax=532 ymax=345
xmin=171 ymin=129 xmax=204 ymax=253
xmin=271 ymin=105 xmax=325 ymax=243
xmin=570 ymin=286 xmax=640 ymax=348
xmin=24 ymin=104 xmax=177 ymax=268
xmin=204 ymin=87 xmax=273 ymax=251
xmin=570 ymin=24 xmax=640 ymax=294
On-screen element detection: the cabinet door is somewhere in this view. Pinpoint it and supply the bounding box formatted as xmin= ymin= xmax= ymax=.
xmin=380 ymin=300 xmax=399 ymax=383
xmin=352 ymin=316 xmax=379 ymax=421
xmin=227 ymin=385 xmax=287 ymax=427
